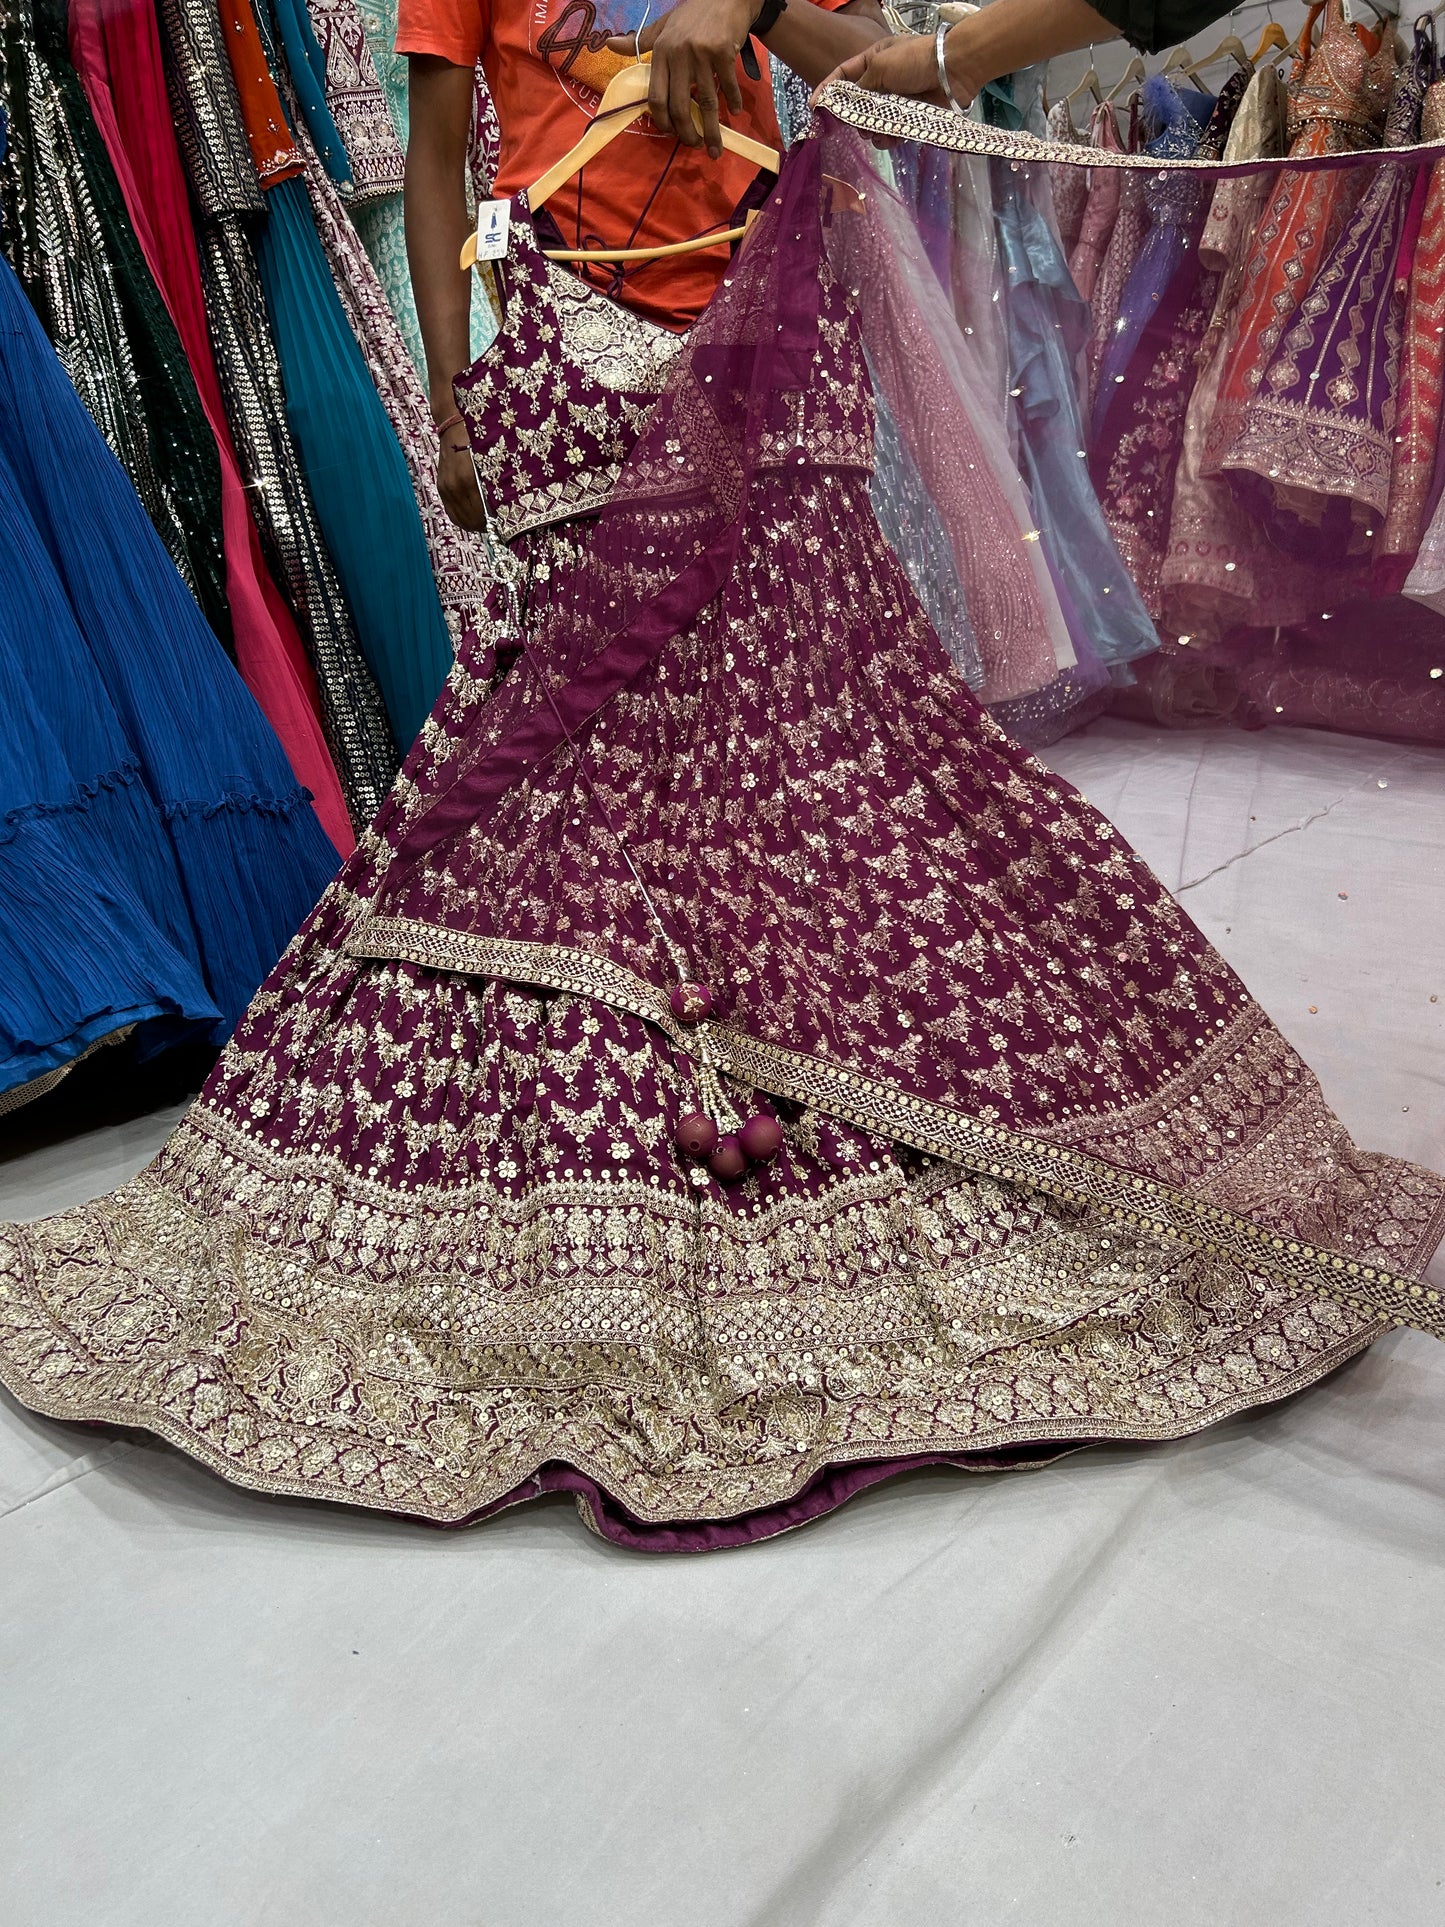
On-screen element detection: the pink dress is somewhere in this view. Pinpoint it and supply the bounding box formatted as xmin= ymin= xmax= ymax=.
xmin=1045 ymin=97 xmax=1089 ymax=257
xmin=68 ymin=0 xmax=351 ymax=854
xmin=1068 ymin=102 xmax=1123 ymax=304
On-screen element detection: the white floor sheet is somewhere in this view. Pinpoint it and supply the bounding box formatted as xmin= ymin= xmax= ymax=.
xmin=3 ymin=718 xmax=1443 ymax=1927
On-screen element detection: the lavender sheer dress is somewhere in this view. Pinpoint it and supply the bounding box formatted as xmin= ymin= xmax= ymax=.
xmin=1087 ymin=74 xmax=1245 ymax=618
xmin=1 ymin=125 xmax=1441 ymax=1551
xmin=979 ymin=76 xmax=1158 ymax=740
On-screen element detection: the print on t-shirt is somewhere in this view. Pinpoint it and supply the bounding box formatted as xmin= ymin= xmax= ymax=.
xmin=535 ymin=0 xmax=665 ymax=116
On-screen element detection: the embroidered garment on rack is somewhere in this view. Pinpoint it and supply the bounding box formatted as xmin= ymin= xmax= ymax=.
xmin=861 ymin=5 xmax=1445 ymax=748
xmin=1088 ymin=72 xmax=1245 ymax=616
xmin=237 ymin=0 xmax=456 ymax=751
xmin=67 ymin=0 xmax=354 ymax=854
xmin=0 ymin=0 xmax=231 ymax=651
xmin=158 ymin=0 xmax=400 ymax=833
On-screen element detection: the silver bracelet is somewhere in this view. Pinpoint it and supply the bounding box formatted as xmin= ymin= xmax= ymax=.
xmin=934 ymin=20 xmax=966 ymax=116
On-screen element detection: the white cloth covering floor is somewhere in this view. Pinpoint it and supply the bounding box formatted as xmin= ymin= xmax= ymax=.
xmin=2 ymin=717 xmax=1443 ymax=1927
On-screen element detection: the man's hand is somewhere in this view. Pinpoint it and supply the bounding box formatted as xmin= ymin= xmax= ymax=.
xmin=819 ymin=29 xmax=969 ymax=111
xmin=605 ymin=0 xmax=756 ymax=160
xmin=437 ymin=440 xmax=488 ymax=532
xmin=820 ymin=0 xmax=1125 ymax=109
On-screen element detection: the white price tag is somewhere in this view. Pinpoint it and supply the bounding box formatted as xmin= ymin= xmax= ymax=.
xmin=474 ymin=200 xmax=511 ymax=262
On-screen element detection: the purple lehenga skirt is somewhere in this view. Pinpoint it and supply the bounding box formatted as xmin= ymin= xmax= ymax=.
xmin=1 ymin=125 xmax=1441 ymax=1551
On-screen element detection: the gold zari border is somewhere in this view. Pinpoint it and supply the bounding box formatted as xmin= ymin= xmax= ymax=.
xmin=813 ymin=81 xmax=1445 ymax=175
xmin=346 ymin=917 xmax=1445 ymax=1339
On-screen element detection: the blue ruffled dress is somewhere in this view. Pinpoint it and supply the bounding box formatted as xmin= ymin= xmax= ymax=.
xmin=0 ymin=147 xmax=338 ymax=1105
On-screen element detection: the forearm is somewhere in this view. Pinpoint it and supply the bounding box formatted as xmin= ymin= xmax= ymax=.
xmin=404 ymin=55 xmax=477 ymax=418
xmin=762 ymin=0 xmax=887 ymax=90
xmin=944 ymin=0 xmax=1121 ymax=98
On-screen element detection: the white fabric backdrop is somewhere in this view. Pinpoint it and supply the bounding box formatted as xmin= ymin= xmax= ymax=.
xmin=2 ymin=718 xmax=1443 ymax=1926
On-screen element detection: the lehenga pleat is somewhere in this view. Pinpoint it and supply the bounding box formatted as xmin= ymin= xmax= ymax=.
xmin=198 ymin=221 xmax=401 ymax=826
xmin=212 ymin=0 xmax=454 ymax=754
xmin=0 ymin=240 xmax=340 ymax=1040
xmin=253 ymin=169 xmax=456 ymax=752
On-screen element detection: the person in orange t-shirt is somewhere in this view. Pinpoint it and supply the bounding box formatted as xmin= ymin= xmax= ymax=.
xmin=400 ymin=0 xmax=887 ymax=529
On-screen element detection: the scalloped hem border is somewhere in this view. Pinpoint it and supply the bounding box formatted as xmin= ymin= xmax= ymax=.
xmin=0 ymin=1318 xmax=1377 ymax=1547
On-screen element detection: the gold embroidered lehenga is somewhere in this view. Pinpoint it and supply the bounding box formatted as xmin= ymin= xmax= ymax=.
xmin=1 ymin=120 xmax=1441 ymax=1551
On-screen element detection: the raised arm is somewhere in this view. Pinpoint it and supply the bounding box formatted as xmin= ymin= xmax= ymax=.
xmin=606 ymin=0 xmax=888 ymax=159
xmin=405 ymin=53 xmax=487 ymax=530
xmin=821 ymin=0 xmax=1238 ymax=108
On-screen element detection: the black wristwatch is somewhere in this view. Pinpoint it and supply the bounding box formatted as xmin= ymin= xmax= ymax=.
xmin=739 ymin=0 xmax=786 ymax=78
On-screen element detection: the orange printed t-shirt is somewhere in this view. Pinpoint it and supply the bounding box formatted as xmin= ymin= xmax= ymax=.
xmin=396 ymin=0 xmax=843 ymax=329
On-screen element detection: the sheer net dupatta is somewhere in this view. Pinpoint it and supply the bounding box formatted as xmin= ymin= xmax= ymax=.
xmin=817 ymin=77 xmax=1445 ymax=751
xmin=398 ymin=124 xmax=1067 ymax=864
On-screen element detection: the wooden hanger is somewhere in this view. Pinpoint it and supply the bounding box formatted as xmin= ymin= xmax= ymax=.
xmin=458 ymin=58 xmax=781 ymax=270
xmin=1180 ymin=32 xmax=1253 ymax=80
xmin=540 ymin=214 xmax=760 ymax=266
xmin=1065 ymin=53 xmax=1105 ymax=108
xmin=1251 ymin=20 xmax=1291 ymax=62
xmin=532 ymin=62 xmax=778 ymax=210
xmin=1105 ymin=54 xmax=1146 ymax=102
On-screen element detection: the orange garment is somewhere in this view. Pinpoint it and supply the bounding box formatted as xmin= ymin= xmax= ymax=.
xmin=218 ymin=0 xmax=306 ymax=185
xmin=1205 ymin=0 xmax=1395 ymax=484
xmin=396 ymin=0 xmax=847 ymax=330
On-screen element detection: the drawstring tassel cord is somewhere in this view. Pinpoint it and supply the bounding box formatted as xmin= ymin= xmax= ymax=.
xmin=476 ymin=522 xmax=782 ymax=1181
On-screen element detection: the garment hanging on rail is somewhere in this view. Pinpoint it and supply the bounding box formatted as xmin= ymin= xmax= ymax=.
xmin=288 ymin=91 xmax=503 ymax=675
xmin=1205 ymin=2 xmax=1396 ymax=555
xmin=305 ymin=0 xmax=450 ymax=378
xmin=228 ymin=0 xmax=454 ymax=752
xmin=1069 ymin=101 xmax=1125 ymax=305
xmin=0 ymin=171 xmax=337 ymax=1107
xmin=981 ymin=72 xmax=1155 ymax=736
xmin=158 ymin=0 xmax=399 ymax=833
xmin=1044 ymin=96 xmax=1089 ymax=258
xmin=1089 ymin=73 xmax=1244 ymax=616
xmin=1219 ymin=24 xmax=1429 ymax=561
xmin=0 ymin=0 xmax=231 ymax=652
xmin=1381 ymin=78 xmax=1445 ymax=578
xmin=67 ymin=0 xmax=352 ymax=854
xmin=1158 ymin=60 xmax=1292 ymax=640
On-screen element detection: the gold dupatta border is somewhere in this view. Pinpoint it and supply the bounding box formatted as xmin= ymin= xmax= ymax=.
xmin=346 ymin=916 xmax=1445 ymax=1338
xmin=812 ymin=80 xmax=1445 ymax=173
